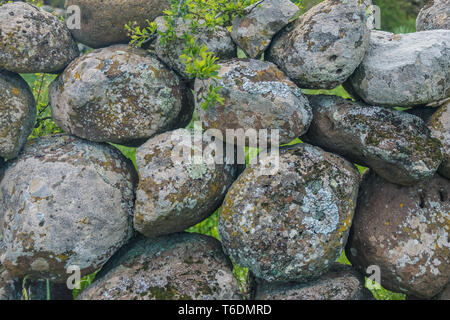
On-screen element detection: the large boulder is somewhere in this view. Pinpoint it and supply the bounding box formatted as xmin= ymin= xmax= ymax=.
xmin=302 ymin=95 xmax=443 ymax=186
xmin=194 ymin=59 xmax=312 ymax=146
xmin=347 ymin=171 xmax=450 ymax=299
xmin=64 ymin=0 xmax=170 ymax=48
xmin=231 ymin=0 xmax=299 ymax=59
xmin=134 ymin=129 xmax=238 ymax=238
xmin=0 ymin=135 xmax=137 ymax=283
xmin=346 ymin=30 xmax=450 ymax=107
xmin=78 ymin=233 xmax=241 ymax=300
xmin=416 ymin=0 xmax=450 ymax=31
xmin=0 ymin=2 xmax=79 ymax=73
xmin=266 ymin=0 xmax=370 ymax=89
xmin=219 ymin=143 xmax=360 ymax=283
xmin=0 ymin=70 xmax=36 ymax=160
xmin=49 ymin=45 xmax=193 ymax=146
xmin=428 ymin=103 xmax=450 ymax=178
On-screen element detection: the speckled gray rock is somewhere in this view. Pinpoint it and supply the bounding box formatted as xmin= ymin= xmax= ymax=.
xmin=219 ymin=143 xmax=360 ymax=283
xmin=65 ymin=0 xmax=170 ymax=48
xmin=134 ymin=129 xmax=238 ymax=238
xmin=195 ymin=59 xmax=312 ymax=146
xmin=231 ymin=0 xmax=299 ymax=59
xmin=416 ymin=0 xmax=450 ymax=31
xmin=77 ymin=233 xmax=241 ymax=300
xmin=266 ymin=0 xmax=370 ymax=89
xmin=302 ymin=95 xmax=443 ymax=186
xmin=0 ymin=135 xmax=137 ymax=283
xmin=49 ymin=45 xmax=193 ymax=146
xmin=155 ymin=17 xmax=237 ymax=80
xmin=0 ymin=261 xmax=18 ymax=300
xmin=346 ymin=170 xmax=450 ymax=299
xmin=253 ymin=264 xmax=372 ymax=300
xmin=0 ymin=2 xmax=79 ymax=73
xmin=428 ymin=103 xmax=450 ymax=179
xmin=346 ymin=30 xmax=450 ymax=107
xmin=0 ymin=70 xmax=36 ymax=160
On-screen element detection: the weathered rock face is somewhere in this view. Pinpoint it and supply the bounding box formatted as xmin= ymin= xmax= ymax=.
xmin=154 ymin=17 xmax=237 ymax=80
xmin=49 ymin=45 xmax=193 ymax=146
xmin=64 ymin=0 xmax=170 ymax=48
xmin=0 ymin=263 xmax=18 ymax=300
xmin=266 ymin=0 xmax=370 ymax=89
xmin=347 ymin=171 xmax=450 ymax=299
xmin=0 ymin=135 xmax=137 ymax=283
xmin=231 ymin=0 xmax=299 ymax=59
xmin=253 ymin=264 xmax=371 ymax=300
xmin=428 ymin=103 xmax=450 ymax=179
xmin=219 ymin=143 xmax=360 ymax=283
xmin=302 ymin=95 xmax=443 ymax=186
xmin=346 ymin=30 xmax=450 ymax=107
xmin=0 ymin=2 xmax=79 ymax=73
xmin=134 ymin=129 xmax=238 ymax=238
xmin=195 ymin=59 xmax=312 ymax=146
xmin=416 ymin=0 xmax=450 ymax=31
xmin=436 ymin=283 xmax=450 ymax=300
xmin=0 ymin=70 xmax=36 ymax=160
xmin=78 ymin=233 xmax=241 ymax=300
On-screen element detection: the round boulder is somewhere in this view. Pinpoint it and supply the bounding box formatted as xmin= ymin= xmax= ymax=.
xmin=416 ymin=0 xmax=450 ymax=31
xmin=0 ymin=135 xmax=137 ymax=283
xmin=219 ymin=143 xmax=360 ymax=283
xmin=77 ymin=233 xmax=241 ymax=300
xmin=428 ymin=103 xmax=450 ymax=179
xmin=49 ymin=45 xmax=193 ymax=146
xmin=0 ymin=2 xmax=79 ymax=73
xmin=347 ymin=170 xmax=450 ymax=299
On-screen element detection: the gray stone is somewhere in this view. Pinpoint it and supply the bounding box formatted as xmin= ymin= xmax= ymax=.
xmin=77 ymin=233 xmax=241 ymax=300
xmin=266 ymin=0 xmax=370 ymax=89
xmin=0 ymin=134 xmax=137 ymax=283
xmin=231 ymin=0 xmax=299 ymax=59
xmin=302 ymin=95 xmax=443 ymax=186
xmin=346 ymin=30 xmax=450 ymax=107
xmin=347 ymin=170 xmax=450 ymax=299
xmin=435 ymin=283 xmax=450 ymax=300
xmin=219 ymin=143 xmax=360 ymax=283
xmin=416 ymin=0 xmax=450 ymax=31
xmin=49 ymin=45 xmax=193 ymax=146
xmin=428 ymin=102 xmax=450 ymax=178
xmin=0 ymin=2 xmax=79 ymax=73
xmin=0 ymin=70 xmax=36 ymax=160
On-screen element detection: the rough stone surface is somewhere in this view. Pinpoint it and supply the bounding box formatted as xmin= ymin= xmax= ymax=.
xmin=0 ymin=2 xmax=79 ymax=73
xmin=78 ymin=233 xmax=241 ymax=300
xmin=435 ymin=283 xmax=450 ymax=300
xmin=347 ymin=170 xmax=450 ymax=299
xmin=253 ymin=264 xmax=372 ymax=300
xmin=416 ymin=0 xmax=450 ymax=31
xmin=64 ymin=0 xmax=170 ymax=48
xmin=0 ymin=135 xmax=137 ymax=283
xmin=231 ymin=0 xmax=299 ymax=59
xmin=346 ymin=30 xmax=450 ymax=107
xmin=195 ymin=59 xmax=312 ymax=146
xmin=219 ymin=143 xmax=360 ymax=283
xmin=155 ymin=17 xmax=237 ymax=80
xmin=49 ymin=45 xmax=193 ymax=146
xmin=428 ymin=103 xmax=450 ymax=179
xmin=302 ymin=95 xmax=443 ymax=186
xmin=0 ymin=70 xmax=36 ymax=160
xmin=134 ymin=129 xmax=238 ymax=238
xmin=266 ymin=0 xmax=370 ymax=89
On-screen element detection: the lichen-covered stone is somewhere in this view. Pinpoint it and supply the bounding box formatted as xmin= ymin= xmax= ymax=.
xmin=0 ymin=2 xmax=79 ymax=73
xmin=219 ymin=143 xmax=360 ymax=283
xmin=195 ymin=59 xmax=312 ymax=146
xmin=0 ymin=70 xmax=36 ymax=160
xmin=253 ymin=264 xmax=372 ymax=300
xmin=134 ymin=129 xmax=238 ymax=238
xmin=428 ymin=103 xmax=450 ymax=179
xmin=154 ymin=17 xmax=237 ymax=80
xmin=49 ymin=45 xmax=193 ymax=146
xmin=346 ymin=30 xmax=450 ymax=107
xmin=64 ymin=0 xmax=170 ymax=48
xmin=302 ymin=95 xmax=443 ymax=186
xmin=231 ymin=0 xmax=299 ymax=59
xmin=77 ymin=233 xmax=241 ymax=300
xmin=266 ymin=0 xmax=370 ymax=89
xmin=0 ymin=134 xmax=137 ymax=283
xmin=346 ymin=170 xmax=450 ymax=299
xmin=416 ymin=0 xmax=450 ymax=31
